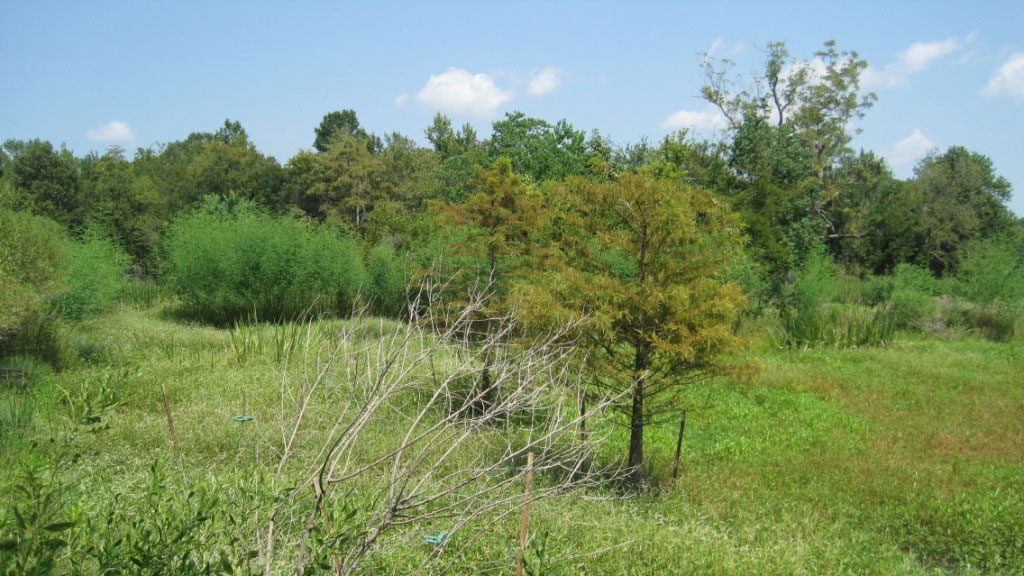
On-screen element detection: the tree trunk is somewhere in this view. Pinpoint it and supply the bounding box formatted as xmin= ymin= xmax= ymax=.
xmin=626 ymin=342 xmax=649 ymax=485
xmin=474 ymin=256 xmax=499 ymax=418
xmin=477 ymin=359 xmax=494 ymax=415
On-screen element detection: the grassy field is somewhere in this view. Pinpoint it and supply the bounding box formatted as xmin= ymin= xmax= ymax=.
xmin=2 ymin=300 xmax=1022 ymax=575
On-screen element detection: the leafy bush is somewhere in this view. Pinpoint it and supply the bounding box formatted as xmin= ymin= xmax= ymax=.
xmin=80 ymin=460 xmax=257 ymax=574
xmin=783 ymin=304 xmax=895 ymax=348
xmin=888 ymin=289 xmax=937 ymax=330
xmin=884 ymin=264 xmax=939 ymax=330
xmin=119 ymin=279 xmax=170 ymax=308
xmin=954 ymin=234 xmax=1024 ymax=341
xmin=0 ymin=210 xmax=66 ymax=349
xmin=728 ymin=251 xmax=772 ymax=318
xmin=893 ymin=263 xmax=940 ymax=296
xmin=365 ymin=242 xmax=411 ymax=318
xmin=956 ymin=234 xmax=1024 ymax=305
xmin=163 ymin=197 xmax=366 ymax=324
xmin=55 ymin=228 xmax=130 ymax=321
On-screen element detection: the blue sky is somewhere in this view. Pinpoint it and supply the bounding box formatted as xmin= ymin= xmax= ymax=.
xmin=2 ymin=1 xmax=1022 ymax=214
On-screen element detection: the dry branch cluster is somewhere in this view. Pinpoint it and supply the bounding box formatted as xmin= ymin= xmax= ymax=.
xmin=259 ymin=286 xmax=624 ymax=575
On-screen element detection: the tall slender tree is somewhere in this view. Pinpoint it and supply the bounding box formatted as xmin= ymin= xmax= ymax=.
xmin=522 ymin=172 xmax=746 ymax=483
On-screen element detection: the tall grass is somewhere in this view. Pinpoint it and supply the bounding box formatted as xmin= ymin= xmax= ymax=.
xmin=782 ymin=249 xmax=895 ymax=347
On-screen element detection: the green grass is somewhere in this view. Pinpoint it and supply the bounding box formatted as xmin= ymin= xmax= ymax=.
xmin=2 ymin=302 xmax=1022 ymax=575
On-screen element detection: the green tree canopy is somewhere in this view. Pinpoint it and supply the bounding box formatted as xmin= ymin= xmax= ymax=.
xmin=314 ymin=109 xmax=381 ymax=153
xmin=2 ymin=139 xmax=82 ymax=228
xmin=913 ymin=146 xmax=1015 ymax=274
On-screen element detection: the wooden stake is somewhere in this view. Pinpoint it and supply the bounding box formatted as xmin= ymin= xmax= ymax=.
xmin=578 ymin=388 xmax=587 ymax=443
xmin=160 ymin=382 xmax=179 ymax=450
xmin=515 ymin=452 xmax=535 ymax=576
xmin=672 ymin=410 xmax=688 ymax=481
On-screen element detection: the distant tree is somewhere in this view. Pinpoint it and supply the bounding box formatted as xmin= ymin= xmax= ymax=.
xmin=314 ymin=109 xmax=381 ymax=153
xmin=726 ymin=112 xmax=821 ymax=289
xmin=647 ymin=131 xmax=733 ymax=189
xmin=0 ymin=146 xmax=10 ymax=179
xmin=913 ymin=146 xmax=1015 ymax=274
xmin=80 ymin=147 xmax=166 ymax=265
xmin=376 ymin=132 xmax=440 ymax=210
xmin=827 ymin=151 xmax=901 ymax=272
xmin=700 ymin=40 xmax=876 ymax=243
xmin=424 ymin=113 xmax=478 ymax=160
xmin=521 ymin=172 xmax=746 ymax=484
xmin=285 ymin=133 xmax=381 ymax=228
xmin=214 ymin=119 xmax=247 ymax=143
xmin=434 ymin=158 xmax=542 ymax=412
xmin=488 ymin=112 xmax=595 ymax=183
xmin=185 ymin=136 xmax=284 ymax=208
xmin=3 ymin=139 xmax=82 ymax=228
xmin=132 ymin=120 xmax=283 ymax=214
xmin=429 ymin=146 xmax=492 ymax=204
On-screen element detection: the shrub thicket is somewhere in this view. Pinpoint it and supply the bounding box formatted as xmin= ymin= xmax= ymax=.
xmin=163 ymin=197 xmax=366 ymax=324
xmin=0 ymin=210 xmax=69 ymax=365
xmin=887 ymin=264 xmax=940 ymax=330
xmin=56 ymin=227 xmax=130 ymax=321
xmin=782 ymin=249 xmax=895 ymax=347
xmin=955 ymin=234 xmax=1024 ymax=340
xmin=365 ymin=242 xmax=411 ymax=318
xmin=0 ymin=211 xmax=66 ymax=340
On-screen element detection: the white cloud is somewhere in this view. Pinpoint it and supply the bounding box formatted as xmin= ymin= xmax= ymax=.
xmin=707 ymin=38 xmax=724 ymax=57
xmin=527 ymin=67 xmax=563 ymax=96
xmin=888 ymin=129 xmax=936 ymax=167
xmin=661 ymin=106 xmax=728 ymax=131
xmin=87 ymin=120 xmax=134 ymax=142
xmin=982 ymin=52 xmax=1024 ymax=100
xmin=864 ymin=35 xmax=970 ymax=89
xmin=707 ymin=37 xmax=743 ymax=57
xmin=394 ymin=93 xmax=410 ymax=107
xmin=415 ymin=67 xmax=514 ymax=118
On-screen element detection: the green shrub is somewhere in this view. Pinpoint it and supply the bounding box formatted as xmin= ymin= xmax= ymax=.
xmin=848 ymin=275 xmax=894 ymax=306
xmin=0 ymin=210 xmax=66 ymax=348
xmin=119 ymin=279 xmax=170 ymax=308
xmin=956 ymin=234 xmax=1024 ymax=305
xmin=55 ymin=227 xmax=130 ymax=321
xmin=783 ymin=304 xmax=895 ymax=348
xmin=728 ymin=251 xmax=772 ymax=317
xmin=954 ymin=234 xmax=1024 ymax=341
xmin=888 ymin=288 xmax=937 ymax=330
xmin=163 ymin=197 xmax=366 ymax=324
xmin=892 ymin=263 xmax=940 ymax=296
xmin=365 ymin=243 xmax=411 ymax=318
